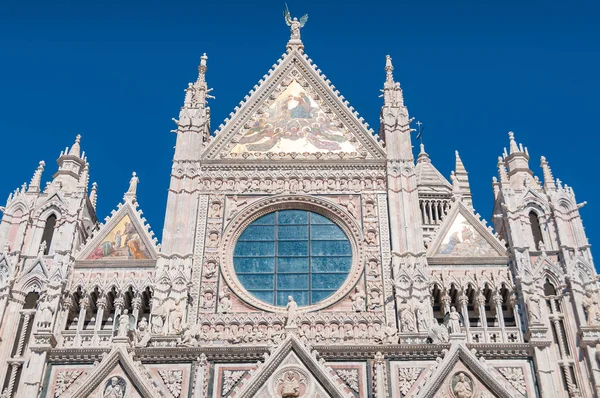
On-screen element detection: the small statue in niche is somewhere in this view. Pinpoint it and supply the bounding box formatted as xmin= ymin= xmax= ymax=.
xmin=351 ymin=286 xmax=366 ymax=312
xmin=452 ymin=372 xmax=474 ymax=398
xmin=416 ymin=302 xmax=429 ymax=332
xmin=368 ymin=289 xmax=383 ymax=310
xmin=201 ymin=291 xmax=216 ymax=310
xmin=218 ymin=290 xmax=232 ymax=313
xmin=364 ymin=201 xmax=376 ymax=217
xmin=583 ymin=290 xmax=600 ymax=326
xmin=207 ymin=231 xmax=220 ymax=247
xmin=38 ymin=240 xmax=48 ymax=256
xmin=227 ymin=195 xmax=247 ymax=221
xmin=341 ymin=197 xmax=357 ymax=218
xmin=526 ymin=290 xmax=543 ymax=324
xmin=399 ymin=300 xmax=416 ymax=332
xmin=367 ymin=258 xmax=381 ymax=277
xmin=280 ymin=371 xmax=301 ymax=398
xmin=285 ymin=296 xmax=298 ymax=328
xmin=134 ymin=317 xmax=151 ymax=347
xmin=445 ymin=306 xmax=462 ymax=334
xmin=203 ymin=260 xmax=217 ymax=279
xmin=103 ymin=376 xmax=126 ymax=398
xmin=117 ymin=310 xmax=130 ymax=338
xmin=36 ymin=292 xmax=56 ymax=330
xmin=209 ymin=202 xmax=222 ymax=218
xmin=365 ymin=229 xmax=378 ymax=246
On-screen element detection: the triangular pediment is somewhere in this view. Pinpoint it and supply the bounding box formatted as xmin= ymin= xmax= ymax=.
xmin=68 ymin=345 xmax=161 ymax=398
xmin=427 ymin=202 xmax=507 ymax=262
xmin=76 ymin=201 xmax=157 ymax=262
xmin=417 ymin=344 xmax=515 ymax=398
xmin=202 ymin=48 xmax=385 ymax=161
xmin=234 ymin=334 xmax=353 ymax=398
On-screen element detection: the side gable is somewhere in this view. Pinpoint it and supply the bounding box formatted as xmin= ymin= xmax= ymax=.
xmin=202 ymin=48 xmax=386 ymax=161
xmin=75 ymin=200 xmax=158 ymax=263
xmin=427 ymin=202 xmax=507 ymax=264
xmin=233 ymin=334 xmax=353 ymax=398
xmin=68 ymin=345 xmax=162 ymax=398
xmin=417 ymin=344 xmax=517 ymax=398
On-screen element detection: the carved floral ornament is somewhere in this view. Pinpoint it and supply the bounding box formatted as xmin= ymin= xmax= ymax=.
xmin=219 ymin=194 xmax=365 ymax=313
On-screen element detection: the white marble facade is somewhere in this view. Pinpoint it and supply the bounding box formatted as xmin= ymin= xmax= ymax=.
xmin=0 ymin=16 xmax=598 ymax=398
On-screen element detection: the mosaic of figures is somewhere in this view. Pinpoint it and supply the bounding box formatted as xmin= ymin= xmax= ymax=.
xmin=230 ymin=80 xmax=359 ymax=154
xmin=437 ymin=214 xmax=499 ymax=257
xmin=86 ymin=214 xmax=152 ymax=260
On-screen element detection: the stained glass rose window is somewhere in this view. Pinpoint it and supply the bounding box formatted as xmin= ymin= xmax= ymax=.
xmin=233 ymin=210 xmax=352 ymax=307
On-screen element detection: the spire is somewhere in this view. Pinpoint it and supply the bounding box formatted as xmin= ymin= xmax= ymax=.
xmin=417 ymin=143 xmax=430 ymax=164
xmin=52 ymin=135 xmax=87 ymax=193
xmin=454 ymin=151 xmax=472 ymax=207
xmin=497 ymin=156 xmax=508 ymax=183
xmin=508 ymin=131 xmax=520 ymax=155
xmin=504 ymin=131 xmax=532 ymax=178
xmin=183 ymin=54 xmax=214 ymax=110
xmin=89 ymin=182 xmax=98 ymax=210
xmin=68 ymin=135 xmax=82 ymax=157
xmin=27 ymin=161 xmax=45 ymax=193
xmin=379 ymin=55 xmax=411 ymax=160
xmin=381 ymin=55 xmax=404 ymax=108
xmin=124 ymin=172 xmax=139 ymax=202
xmin=540 ymin=156 xmax=556 ymax=190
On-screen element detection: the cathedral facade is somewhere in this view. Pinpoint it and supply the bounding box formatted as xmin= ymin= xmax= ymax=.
xmin=0 ymin=17 xmax=598 ymax=398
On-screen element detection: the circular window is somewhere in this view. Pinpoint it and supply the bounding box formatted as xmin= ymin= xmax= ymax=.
xmin=233 ymin=209 xmax=352 ymax=307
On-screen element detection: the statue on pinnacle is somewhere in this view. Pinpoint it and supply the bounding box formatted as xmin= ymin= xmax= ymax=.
xmin=284 ymin=4 xmax=308 ymax=41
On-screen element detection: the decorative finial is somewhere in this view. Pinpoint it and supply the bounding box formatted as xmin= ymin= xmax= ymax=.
xmin=124 ymin=172 xmax=139 ymax=201
xmin=540 ymin=156 xmax=556 ymax=190
xmin=508 ymin=131 xmax=519 ymax=154
xmin=68 ymin=134 xmax=82 ymax=157
xmin=198 ymin=53 xmax=208 ymax=83
xmin=284 ymin=4 xmax=308 ymax=43
xmin=28 ymin=160 xmax=46 ymax=193
xmin=497 ymin=156 xmax=508 ymax=182
xmin=184 ymin=53 xmax=214 ymax=109
xmin=385 ymin=55 xmax=394 ymax=84
xmin=381 ymin=55 xmax=404 ymax=107
xmin=90 ymin=182 xmax=98 ymax=210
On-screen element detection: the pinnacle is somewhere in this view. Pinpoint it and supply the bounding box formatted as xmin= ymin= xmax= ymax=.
xmin=68 ymin=134 xmax=82 ymax=157
xmin=417 ymin=143 xmax=430 ymax=163
xmin=508 ymin=131 xmax=522 ymax=155
xmin=455 ymin=150 xmax=467 ymax=174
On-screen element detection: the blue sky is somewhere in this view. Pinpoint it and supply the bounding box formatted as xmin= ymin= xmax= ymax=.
xmin=1 ymin=0 xmax=598 ymax=250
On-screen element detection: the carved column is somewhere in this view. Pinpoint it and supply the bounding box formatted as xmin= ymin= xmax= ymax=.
xmin=475 ymin=290 xmax=487 ymax=330
xmin=493 ymin=292 xmax=506 ymax=341
xmin=94 ymin=296 xmax=106 ymax=332
xmin=113 ymin=295 xmax=124 ymax=333
xmin=131 ymin=294 xmax=142 ymax=325
xmin=0 ymin=292 xmax=26 ymax=388
xmin=372 ymin=352 xmax=388 ymax=398
xmin=76 ymin=295 xmax=89 ymax=332
xmin=458 ymin=292 xmax=470 ymax=341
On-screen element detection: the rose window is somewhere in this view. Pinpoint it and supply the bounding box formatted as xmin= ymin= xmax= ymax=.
xmin=233 ymin=210 xmax=352 ymax=307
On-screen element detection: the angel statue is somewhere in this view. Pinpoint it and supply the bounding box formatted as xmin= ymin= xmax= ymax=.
xmin=284 ymin=4 xmax=308 ymax=41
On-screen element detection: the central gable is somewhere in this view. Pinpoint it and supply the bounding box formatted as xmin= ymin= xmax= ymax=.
xmin=230 ymin=80 xmax=359 ymax=155
xmin=202 ymin=49 xmax=385 ymax=161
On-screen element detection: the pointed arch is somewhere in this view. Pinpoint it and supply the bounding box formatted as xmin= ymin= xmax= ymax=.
xmin=40 ymin=213 xmax=57 ymax=255
xmin=528 ymin=210 xmax=544 ymax=250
